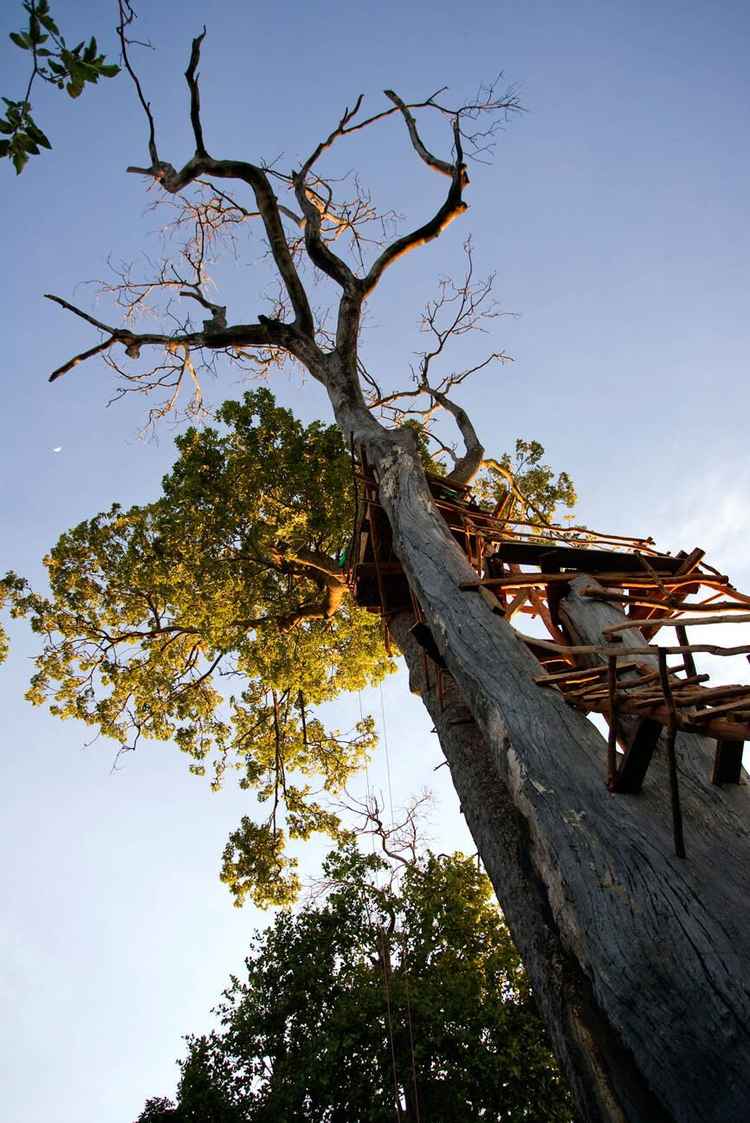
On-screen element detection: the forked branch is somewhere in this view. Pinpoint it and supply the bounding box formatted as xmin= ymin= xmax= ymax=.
xmin=49 ymin=21 xmax=519 ymax=462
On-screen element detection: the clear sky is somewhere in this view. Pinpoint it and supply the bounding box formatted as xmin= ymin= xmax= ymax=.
xmin=2 ymin=1 xmax=749 ymax=1120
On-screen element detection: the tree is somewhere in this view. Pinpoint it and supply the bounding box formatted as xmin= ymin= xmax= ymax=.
xmin=1 ymin=387 xmax=569 ymax=907
xmin=135 ymin=842 xmax=573 ymax=1123
xmin=6 ymin=21 xmax=750 ymax=1123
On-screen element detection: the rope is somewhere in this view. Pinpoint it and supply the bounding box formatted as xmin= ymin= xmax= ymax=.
xmin=380 ymin=681 xmax=396 ymax=825
xmin=378 ymin=683 xmax=422 ymax=1123
xmin=404 ymin=972 xmax=421 ymax=1123
xmin=359 ymin=690 xmax=402 ymax=1122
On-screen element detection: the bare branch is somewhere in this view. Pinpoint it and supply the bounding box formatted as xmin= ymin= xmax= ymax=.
xmin=430 ymin=388 xmax=484 ymax=486
xmin=383 ymin=89 xmax=456 ymax=178
xmin=116 ymin=0 xmax=158 ymax=166
xmin=362 ymin=116 xmax=467 ymax=297
xmin=120 ymin=26 xmax=315 ymax=338
xmin=185 ymin=28 xmax=208 ymax=159
xmin=44 ymin=292 xmax=291 ymax=391
xmin=49 ymin=336 xmax=118 ymax=383
xmin=292 ymin=99 xmax=365 ymax=294
xmin=45 ymin=293 xmax=117 ymax=336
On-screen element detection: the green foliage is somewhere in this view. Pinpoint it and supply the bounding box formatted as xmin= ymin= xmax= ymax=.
xmin=475 ymin=438 xmax=577 ymax=525
xmin=135 ymin=847 xmax=573 ymax=1122
xmin=0 ymin=571 xmax=28 ymax=664
xmin=4 ymin=390 xmax=392 ymax=906
xmin=2 ymin=387 xmax=576 ymax=907
xmin=3 ymin=1 xmax=119 ymax=172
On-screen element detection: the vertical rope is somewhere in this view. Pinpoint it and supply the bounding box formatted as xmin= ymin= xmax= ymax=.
xmin=379 ymin=683 xmax=421 ymax=1122
xmin=378 ymin=923 xmax=403 ymax=1123
xmin=380 ymin=681 xmax=395 ymax=824
xmin=403 ymin=972 xmax=421 ymax=1123
xmin=360 ymin=689 xmax=402 ymax=1120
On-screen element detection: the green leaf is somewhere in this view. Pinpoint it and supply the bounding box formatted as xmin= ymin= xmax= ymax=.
xmin=66 ymin=82 xmax=83 ymax=99
xmin=38 ymin=14 xmax=60 ymax=36
xmin=26 ymin=122 xmax=51 ymax=149
xmin=0 ymin=140 xmax=10 ymax=157
xmin=12 ymin=149 xmax=29 ymax=174
xmin=9 ymin=31 xmax=32 ymax=50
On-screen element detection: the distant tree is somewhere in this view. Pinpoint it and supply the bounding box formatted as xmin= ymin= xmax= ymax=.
xmin=135 ymin=843 xmax=573 ymax=1123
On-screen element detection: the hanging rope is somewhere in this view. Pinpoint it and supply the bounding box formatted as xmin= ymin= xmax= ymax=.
xmin=378 ymin=682 xmax=422 ymax=1123
xmin=380 ymin=681 xmax=396 ymax=825
xmin=357 ymin=687 xmax=423 ymax=1122
xmin=359 ymin=690 xmax=402 ymax=1122
xmin=403 ymin=971 xmax=421 ymax=1123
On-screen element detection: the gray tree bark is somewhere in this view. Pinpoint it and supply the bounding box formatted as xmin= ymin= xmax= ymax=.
xmin=368 ymin=439 xmax=750 ymax=1123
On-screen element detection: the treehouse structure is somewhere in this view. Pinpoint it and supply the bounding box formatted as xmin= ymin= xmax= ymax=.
xmin=348 ymin=458 xmax=750 ymax=857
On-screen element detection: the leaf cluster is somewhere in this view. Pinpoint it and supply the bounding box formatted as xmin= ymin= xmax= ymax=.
xmin=475 ymin=438 xmax=577 ymax=525
xmin=3 ymin=0 xmax=118 ymax=172
xmin=136 ymin=847 xmax=573 ymax=1122
xmin=3 ymin=390 xmax=393 ymax=905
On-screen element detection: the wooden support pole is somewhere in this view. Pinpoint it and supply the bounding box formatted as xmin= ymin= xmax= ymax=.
xmin=659 ymin=648 xmax=687 ymax=859
xmin=675 ymin=624 xmax=698 ymax=681
xmin=607 ymin=655 xmax=618 ymax=789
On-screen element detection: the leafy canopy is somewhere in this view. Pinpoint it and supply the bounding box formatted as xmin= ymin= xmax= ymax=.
xmin=2 ymin=388 xmax=575 ymax=906
xmin=3 ymin=389 xmax=392 ymax=906
xmin=136 ymin=846 xmax=574 ymax=1123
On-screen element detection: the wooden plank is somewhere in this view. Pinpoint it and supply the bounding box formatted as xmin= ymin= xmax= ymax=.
xmin=683 ymin=696 xmax=750 ymax=723
xmin=613 ymin=718 xmax=663 ymax=794
xmin=712 ymin=740 xmax=745 ymax=785
xmin=513 ymin=631 xmax=750 ymax=659
xmin=535 ymin=663 xmax=639 ymax=685
xmin=462 ymin=572 xmax=726 ymax=592
xmin=577 ymin=696 xmax=750 ymax=742
xmin=492 ymin=540 xmax=686 ymax=574
xmin=604 ymin=613 xmax=750 ymax=635
xmin=579 ymin=589 xmax=750 ymax=613
xmin=639 ymin=549 xmax=705 ymax=637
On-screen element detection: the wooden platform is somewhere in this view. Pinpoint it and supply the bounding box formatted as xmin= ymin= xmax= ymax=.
xmin=348 ymin=464 xmax=750 ymax=836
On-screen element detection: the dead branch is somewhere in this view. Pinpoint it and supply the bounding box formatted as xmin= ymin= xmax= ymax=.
xmin=185 ymin=28 xmax=208 ymax=159
xmin=116 ymin=1 xmax=157 ymax=167
xmin=363 ymin=117 xmax=467 ymax=298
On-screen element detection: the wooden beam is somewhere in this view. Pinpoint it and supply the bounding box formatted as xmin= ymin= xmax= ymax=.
xmin=612 ymin=718 xmax=663 ymax=794
xmin=492 ymin=540 xmax=687 ymax=574
xmin=461 ymin=572 xmax=727 ymax=592
xmin=712 ymin=740 xmax=745 ymax=785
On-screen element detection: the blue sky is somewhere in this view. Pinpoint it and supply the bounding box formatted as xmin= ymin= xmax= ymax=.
xmin=2 ymin=1 xmax=749 ymax=1120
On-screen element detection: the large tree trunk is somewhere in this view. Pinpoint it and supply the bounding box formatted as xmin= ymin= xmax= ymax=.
xmin=364 ymin=437 xmax=750 ymax=1123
